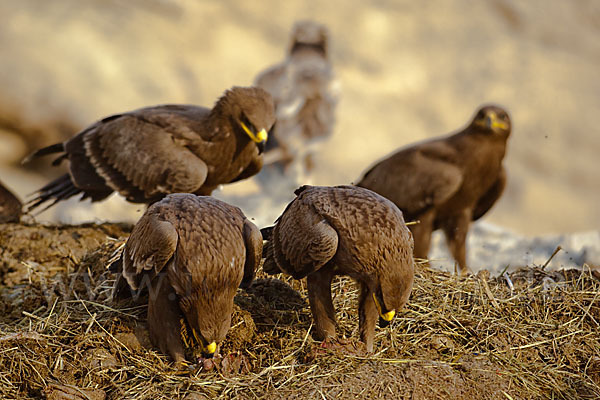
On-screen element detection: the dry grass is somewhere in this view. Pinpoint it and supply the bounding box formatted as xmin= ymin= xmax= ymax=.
xmin=0 ymin=223 xmax=599 ymax=399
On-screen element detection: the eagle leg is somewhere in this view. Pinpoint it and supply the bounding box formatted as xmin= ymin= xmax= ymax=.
xmin=147 ymin=274 xmax=186 ymax=364
xmin=306 ymin=266 xmax=336 ymax=342
xmin=442 ymin=209 xmax=471 ymax=275
xmin=408 ymin=209 xmax=436 ymax=266
xmin=358 ymin=282 xmax=377 ymax=352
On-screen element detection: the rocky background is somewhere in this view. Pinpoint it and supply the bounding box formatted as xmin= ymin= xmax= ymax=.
xmin=0 ymin=0 xmax=598 ymax=272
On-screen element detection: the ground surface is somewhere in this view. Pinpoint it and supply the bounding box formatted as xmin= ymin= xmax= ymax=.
xmin=1 ymin=223 xmax=599 ymax=399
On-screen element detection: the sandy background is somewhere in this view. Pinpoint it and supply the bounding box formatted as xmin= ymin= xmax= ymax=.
xmin=0 ymin=0 xmax=598 ymax=235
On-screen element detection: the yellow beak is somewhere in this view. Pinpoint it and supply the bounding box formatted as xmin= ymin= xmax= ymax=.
xmin=372 ymin=293 xmax=396 ymax=322
xmin=204 ymin=341 xmax=217 ymax=355
xmin=241 ymin=121 xmax=268 ymax=143
xmin=487 ymin=112 xmax=508 ymax=131
xmin=190 ymin=328 xmax=216 ymax=354
xmin=491 ymin=119 xmax=509 ymax=130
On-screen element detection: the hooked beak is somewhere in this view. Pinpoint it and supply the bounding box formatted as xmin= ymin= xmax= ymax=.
xmin=257 ymin=140 xmax=265 ymax=154
xmin=486 ymin=113 xmax=509 ymax=131
xmin=240 ymin=121 xmax=268 ymax=148
xmin=379 ymin=316 xmax=391 ymax=328
xmin=181 ymin=319 xmax=217 ymax=359
xmin=372 ymin=293 xmax=395 ymax=328
xmin=192 ymin=328 xmax=216 ymax=358
xmin=202 ymin=341 xmax=217 ymax=358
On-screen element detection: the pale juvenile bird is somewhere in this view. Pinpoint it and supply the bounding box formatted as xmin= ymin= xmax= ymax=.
xmin=112 ymin=194 xmax=262 ymax=363
xmin=255 ymin=20 xmax=338 ymax=184
xmin=0 ymin=179 xmax=22 ymax=223
xmin=24 ymin=87 xmax=275 ymax=212
xmin=357 ymin=105 xmax=511 ymax=275
xmin=261 ymin=185 xmax=414 ymax=352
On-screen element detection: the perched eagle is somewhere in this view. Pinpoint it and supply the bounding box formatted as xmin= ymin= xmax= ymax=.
xmin=254 ymin=20 xmax=338 ymax=183
xmin=261 ymin=185 xmax=414 ymax=352
xmin=0 ymin=179 xmax=22 ymax=223
xmin=357 ymin=105 xmax=511 ymax=274
xmin=24 ymin=87 xmax=275 ymax=212
xmin=112 ymin=194 xmax=262 ymax=363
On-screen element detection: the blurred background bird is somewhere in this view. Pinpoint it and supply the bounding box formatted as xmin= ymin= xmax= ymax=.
xmin=23 ymin=87 xmax=274 ymax=214
xmin=254 ymin=20 xmax=339 ymax=191
xmin=357 ymin=105 xmax=511 ymax=274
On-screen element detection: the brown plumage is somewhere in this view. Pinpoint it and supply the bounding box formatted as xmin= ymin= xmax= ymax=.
xmin=24 ymin=86 xmax=275 ymax=213
xmin=0 ymin=179 xmax=22 ymax=223
xmin=262 ymin=185 xmax=414 ymax=352
xmin=255 ymin=20 xmax=338 ymax=179
xmin=357 ymin=105 xmax=511 ymax=275
xmin=112 ymin=193 xmax=262 ymax=363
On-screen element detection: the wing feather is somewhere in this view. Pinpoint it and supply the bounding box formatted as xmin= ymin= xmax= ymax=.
xmin=83 ymin=108 xmax=210 ymax=201
xmin=472 ymin=167 xmax=506 ymax=221
xmin=358 ymin=141 xmax=463 ymax=216
xmin=122 ymin=212 xmax=178 ymax=291
xmin=240 ymin=219 xmax=263 ymax=288
xmin=272 ymin=195 xmax=338 ymax=279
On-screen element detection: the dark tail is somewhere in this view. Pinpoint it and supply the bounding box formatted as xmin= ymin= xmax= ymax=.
xmin=25 ymin=173 xmax=82 ymax=214
xmin=260 ymin=225 xmax=274 ymax=241
xmin=22 ymin=142 xmax=65 ymax=164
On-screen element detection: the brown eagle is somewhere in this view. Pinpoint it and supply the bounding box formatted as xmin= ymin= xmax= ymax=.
xmin=261 ymin=185 xmax=414 ymax=352
xmin=357 ymin=105 xmax=511 ymax=274
xmin=24 ymin=87 xmax=275 ymax=212
xmin=112 ymin=193 xmax=263 ymax=363
xmin=0 ymin=179 xmax=22 ymax=223
xmin=254 ymin=20 xmax=338 ymax=180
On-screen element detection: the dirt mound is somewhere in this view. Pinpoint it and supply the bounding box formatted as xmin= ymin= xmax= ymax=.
xmin=0 ymin=223 xmax=599 ymax=399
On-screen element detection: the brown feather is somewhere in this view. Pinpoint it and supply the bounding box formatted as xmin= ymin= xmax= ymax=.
xmin=0 ymin=180 xmax=22 ymax=223
xmin=263 ymin=185 xmax=414 ymax=352
xmin=114 ymin=193 xmax=262 ymax=362
xmin=24 ymin=87 xmax=275 ymax=212
xmin=357 ymin=105 xmax=511 ymax=274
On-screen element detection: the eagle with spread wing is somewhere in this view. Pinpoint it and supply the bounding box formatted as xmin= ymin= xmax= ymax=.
xmin=25 ymin=87 xmax=275 ymax=212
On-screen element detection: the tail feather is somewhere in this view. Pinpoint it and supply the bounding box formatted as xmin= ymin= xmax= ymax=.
xmin=260 ymin=225 xmax=274 ymax=241
xmin=22 ymin=142 xmax=65 ymax=164
xmin=261 ymin=242 xmax=282 ymax=275
xmin=25 ymin=174 xmax=82 ymax=214
xmin=51 ymin=154 xmax=68 ymax=166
